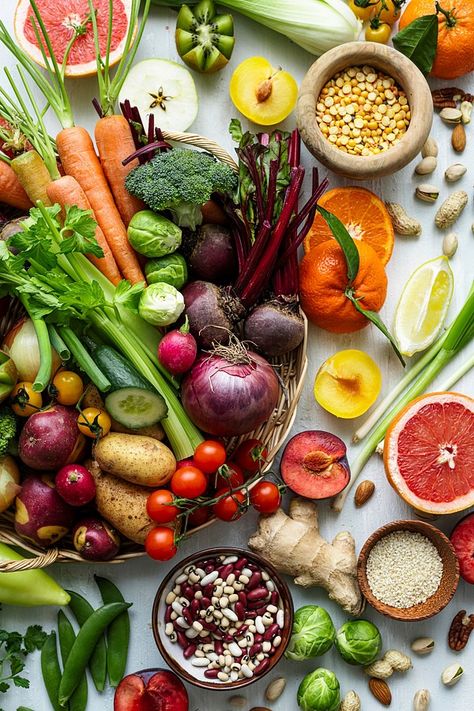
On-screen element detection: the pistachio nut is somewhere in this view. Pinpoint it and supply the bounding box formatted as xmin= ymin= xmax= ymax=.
xmin=460 ymin=100 xmax=472 ymax=124
xmin=265 ymin=677 xmax=286 ymax=702
xmin=415 ymin=156 xmax=437 ymax=175
xmin=445 ymin=163 xmax=467 ymax=183
xmin=415 ymin=184 xmax=440 ymax=203
xmin=413 ymin=689 xmax=430 ymax=711
xmin=439 ymin=107 xmax=463 ymax=124
xmin=411 ymin=637 xmax=435 ymax=655
xmin=441 ymin=663 xmax=463 ymax=686
xmin=421 ymin=136 xmax=438 ymax=158
xmin=442 ymin=232 xmax=458 ymax=258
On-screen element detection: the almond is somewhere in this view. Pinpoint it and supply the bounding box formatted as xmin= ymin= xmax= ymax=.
xmin=369 ymin=678 xmax=392 ymax=706
xmin=354 ymin=480 xmax=375 ymax=507
xmin=452 ymin=123 xmax=466 ymax=152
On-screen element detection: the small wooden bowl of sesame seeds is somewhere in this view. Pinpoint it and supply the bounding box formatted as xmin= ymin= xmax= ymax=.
xmin=357 ymin=520 xmax=459 ymax=621
xmin=297 ymin=42 xmax=433 ymax=180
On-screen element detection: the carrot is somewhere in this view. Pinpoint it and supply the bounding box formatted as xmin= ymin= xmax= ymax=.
xmin=10 ymin=150 xmax=52 ymax=206
xmin=56 ymin=126 xmax=145 ymax=284
xmin=95 ymin=115 xmax=145 ymax=227
xmin=0 ymin=161 xmax=32 ymax=211
xmin=47 ymin=175 xmax=122 ymax=286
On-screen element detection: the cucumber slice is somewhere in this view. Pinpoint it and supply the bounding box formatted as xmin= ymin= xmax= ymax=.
xmin=105 ymin=387 xmax=168 ymax=429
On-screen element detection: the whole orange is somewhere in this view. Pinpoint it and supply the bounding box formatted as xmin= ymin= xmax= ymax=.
xmin=299 ymin=240 xmax=387 ymax=333
xmin=399 ymin=0 xmax=474 ymax=79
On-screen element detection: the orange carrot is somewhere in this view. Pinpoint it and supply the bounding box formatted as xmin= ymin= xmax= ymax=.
xmin=47 ymin=175 xmax=122 ymax=286
xmin=56 ymin=126 xmax=145 ymax=284
xmin=95 ymin=115 xmax=145 ymax=227
xmin=0 ymin=161 xmax=33 ymax=211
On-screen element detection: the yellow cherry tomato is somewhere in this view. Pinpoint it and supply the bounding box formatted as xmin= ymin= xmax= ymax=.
xmin=11 ymin=382 xmax=42 ymax=417
xmin=373 ymin=0 xmax=400 ymax=25
xmin=77 ymin=407 xmax=111 ymax=439
xmin=52 ymin=370 xmax=84 ymax=406
xmin=349 ymin=0 xmax=376 ymax=21
xmin=365 ymin=22 xmax=392 ymax=43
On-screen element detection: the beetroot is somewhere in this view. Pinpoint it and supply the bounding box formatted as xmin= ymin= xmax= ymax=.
xmin=244 ymin=300 xmax=305 ymax=356
xmin=14 ymin=475 xmax=73 ymax=547
xmin=18 ymin=405 xmax=85 ymax=470
xmin=114 ymin=669 xmax=188 ymax=711
xmin=281 ymin=430 xmax=350 ymax=499
xmin=158 ymin=320 xmax=197 ymax=376
xmin=183 ymin=280 xmax=244 ymax=349
xmin=73 ymin=517 xmax=120 ymax=561
xmin=184 ymin=223 xmax=236 ymax=283
xmin=451 ymin=513 xmax=474 ymax=584
xmin=55 ymin=464 xmax=96 ymax=507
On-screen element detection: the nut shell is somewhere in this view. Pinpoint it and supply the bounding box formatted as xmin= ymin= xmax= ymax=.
xmin=354 ymin=480 xmax=375 ymax=507
xmin=435 ymin=191 xmax=468 ymax=229
xmin=413 ymin=689 xmax=430 ymax=711
xmin=411 ymin=637 xmax=435 ymax=655
xmin=340 ymin=690 xmax=361 ymax=711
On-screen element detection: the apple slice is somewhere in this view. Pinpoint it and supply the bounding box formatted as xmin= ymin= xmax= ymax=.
xmin=114 ymin=669 xmax=189 ymax=711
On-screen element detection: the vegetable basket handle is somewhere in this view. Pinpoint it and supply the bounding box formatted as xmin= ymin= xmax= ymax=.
xmin=161 ymin=130 xmax=238 ymax=173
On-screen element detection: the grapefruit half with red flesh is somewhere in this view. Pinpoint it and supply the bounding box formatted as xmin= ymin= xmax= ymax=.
xmin=14 ymin=0 xmax=134 ymax=78
xmin=384 ymin=392 xmax=474 ymax=515
xmin=450 ymin=513 xmax=474 ymax=584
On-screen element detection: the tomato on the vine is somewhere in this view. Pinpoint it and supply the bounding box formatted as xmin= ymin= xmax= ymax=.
xmin=233 ymin=439 xmax=268 ymax=475
xmin=374 ymin=0 xmax=400 ymax=25
xmin=212 ymin=462 xmax=244 ymax=491
xmin=171 ymin=465 xmax=207 ymax=498
xmin=52 ymin=370 xmax=84 ymax=406
xmin=349 ymin=0 xmax=376 ymax=21
xmin=10 ymin=382 xmax=42 ymax=417
xmin=365 ymin=21 xmax=391 ymax=43
xmin=147 ymin=489 xmax=179 ymax=524
xmin=145 ymin=527 xmax=177 ymax=561
xmin=77 ymin=407 xmax=111 ymax=438
xmin=250 ymin=481 xmax=282 ymax=514
xmin=193 ymin=440 xmax=227 ymax=474
xmin=213 ymin=488 xmax=246 ymax=522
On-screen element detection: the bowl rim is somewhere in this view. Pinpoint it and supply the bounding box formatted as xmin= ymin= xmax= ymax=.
xmin=357 ymin=519 xmax=460 ymax=621
xmin=152 ymin=546 xmax=294 ymax=690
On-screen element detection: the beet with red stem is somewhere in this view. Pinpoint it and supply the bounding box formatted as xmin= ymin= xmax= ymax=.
xmin=182 ymin=223 xmax=236 ymax=284
xmin=244 ymin=298 xmax=305 ymax=357
xmin=182 ymin=280 xmax=244 ymax=349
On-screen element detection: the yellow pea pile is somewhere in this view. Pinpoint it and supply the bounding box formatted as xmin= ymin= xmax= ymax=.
xmin=316 ymin=65 xmax=411 ymax=156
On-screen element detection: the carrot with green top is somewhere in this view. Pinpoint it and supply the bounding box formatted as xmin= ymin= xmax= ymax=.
xmin=0 ymin=160 xmax=32 ymax=210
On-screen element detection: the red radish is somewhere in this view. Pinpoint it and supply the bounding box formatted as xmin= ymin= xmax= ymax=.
xmin=183 ymin=223 xmax=236 ymax=284
xmin=158 ymin=319 xmax=197 ymax=376
xmin=281 ymin=430 xmax=350 ymax=499
xmin=14 ymin=475 xmax=73 ymax=547
xmin=451 ymin=513 xmax=474 ymax=584
xmin=18 ymin=404 xmax=85 ymax=470
xmin=114 ymin=668 xmax=188 ymax=711
xmin=55 ymin=464 xmax=96 ymax=506
xmin=73 ymin=517 xmax=120 ymax=561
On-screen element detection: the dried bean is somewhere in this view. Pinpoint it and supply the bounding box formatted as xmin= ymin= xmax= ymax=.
xmin=184 ymin=644 xmax=196 ymax=659
xmin=254 ymin=658 xmax=271 ymax=675
xmin=165 ymin=606 xmax=172 ymax=623
xmin=264 ymin=624 xmax=280 ymax=641
xmin=248 ymin=572 xmax=262 ymax=590
xmin=204 ymin=669 xmax=219 ymax=679
xmin=176 ymin=631 xmax=188 ymax=648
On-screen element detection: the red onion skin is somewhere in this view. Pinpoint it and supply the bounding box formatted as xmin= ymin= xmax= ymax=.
xmin=181 ymin=351 xmax=279 ymax=436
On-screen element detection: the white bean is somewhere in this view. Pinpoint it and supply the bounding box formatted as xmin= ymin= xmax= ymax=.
xmin=165 ymin=591 xmax=176 ymax=605
xmin=185 ymin=628 xmax=199 ymax=639
xmin=224 ymin=586 xmax=234 ymax=595
xmin=192 ymin=621 xmax=203 ymax=632
xmin=165 ymin=622 xmax=174 ymax=636
xmin=195 ymin=649 xmax=205 ymax=658
xmin=241 ymin=665 xmax=253 ymax=678
xmin=220 ymin=617 xmax=230 ymax=628
xmin=191 ymin=658 xmax=210 ymax=667
xmin=273 ymin=635 xmax=282 ymax=648
xmin=242 ymin=568 xmax=252 ymax=577
xmin=267 ymin=604 xmax=278 ymax=614
xmin=194 ymin=590 xmax=203 ymax=600
xmin=262 ymin=641 xmax=272 ymax=652
xmin=208 ymin=652 xmax=218 ymax=662
xmin=255 ymin=617 xmax=265 ymax=634
xmin=175 ymin=572 xmax=188 ymax=585
xmin=230 ymin=671 xmax=239 ymax=681
xmin=265 ymin=580 xmax=275 ymax=592
xmin=228 ymin=642 xmax=243 ymax=657
xmin=223 ymin=608 xmax=238 ymax=622
xmin=261 ymin=571 xmax=270 ymax=581
xmin=239 ymin=574 xmax=250 ymax=584
xmin=172 ymin=601 xmax=184 ymax=615
xmin=229 ymin=594 xmax=239 ymax=603
xmin=220 ymin=597 xmax=229 ymax=609
xmin=176 ymin=616 xmax=189 ymax=628
xmin=226 ymin=573 xmax=236 ymax=585
xmin=189 ymin=572 xmax=200 ymax=584
xmin=202 ymin=644 xmax=214 ymax=652
xmin=276 ymin=610 xmax=285 ymax=628
xmin=172 ymin=585 xmax=181 ymax=595
xmin=218 ymin=672 xmax=229 ymax=681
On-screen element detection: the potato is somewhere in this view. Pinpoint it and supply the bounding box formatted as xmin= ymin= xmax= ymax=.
xmin=83 ymin=385 xmax=165 ymax=440
xmin=94 ymin=433 xmax=176 ymax=487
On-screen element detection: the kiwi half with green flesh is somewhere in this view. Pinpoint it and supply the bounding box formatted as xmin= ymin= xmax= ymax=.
xmin=176 ymin=0 xmax=235 ymax=73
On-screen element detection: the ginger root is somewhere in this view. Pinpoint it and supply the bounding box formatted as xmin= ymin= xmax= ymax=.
xmin=248 ymin=497 xmax=363 ymax=615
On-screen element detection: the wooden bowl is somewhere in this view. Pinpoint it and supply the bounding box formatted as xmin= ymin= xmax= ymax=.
xmin=297 ymin=42 xmax=433 ymax=180
xmin=152 ymin=547 xmax=294 ymax=691
xmin=358 ymin=520 xmax=459 ymax=621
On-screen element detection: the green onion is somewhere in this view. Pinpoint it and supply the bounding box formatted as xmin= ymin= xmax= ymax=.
xmin=47 ymin=325 xmax=70 ymax=362
xmin=58 ymin=326 xmax=111 ymax=393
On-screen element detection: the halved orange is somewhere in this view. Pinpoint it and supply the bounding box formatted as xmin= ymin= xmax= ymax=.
xmin=304 ymin=187 xmax=394 ymax=266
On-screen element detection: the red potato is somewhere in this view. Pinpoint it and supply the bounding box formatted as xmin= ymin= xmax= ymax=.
xmin=114 ymin=669 xmax=188 ymax=711
xmin=73 ymin=517 xmax=120 ymax=561
xmin=14 ymin=475 xmax=73 ymax=547
xmin=18 ymin=405 xmax=85 ymax=470
xmin=55 ymin=464 xmax=96 ymax=506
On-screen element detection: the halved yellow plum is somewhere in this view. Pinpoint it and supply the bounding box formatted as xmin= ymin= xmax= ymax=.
xmin=229 ymin=57 xmax=298 ymax=126
xmin=314 ymin=349 xmax=382 ymax=419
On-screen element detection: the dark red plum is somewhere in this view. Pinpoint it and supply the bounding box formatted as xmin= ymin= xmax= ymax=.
xmin=114 ymin=669 xmax=188 ymax=711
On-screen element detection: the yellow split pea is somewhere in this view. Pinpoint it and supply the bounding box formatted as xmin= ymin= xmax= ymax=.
xmin=316 ymin=65 xmax=411 ymax=156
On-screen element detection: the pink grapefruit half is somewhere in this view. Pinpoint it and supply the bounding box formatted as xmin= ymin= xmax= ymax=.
xmin=14 ymin=0 xmax=135 ymax=78
xmin=384 ymin=392 xmax=474 ymax=515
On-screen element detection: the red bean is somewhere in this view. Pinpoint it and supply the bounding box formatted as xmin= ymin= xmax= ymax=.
xmin=182 ymin=607 xmax=193 ymax=625
xmin=234 ymin=557 xmax=247 ymax=570
xmin=246 ymin=611 xmax=257 ymax=619
xmin=183 ymin=644 xmax=197 ymax=659
xmin=214 ymin=640 xmax=224 ymax=655
xmin=165 ymin=605 xmax=172 ymax=623
xmin=270 ymin=591 xmax=279 ymax=606
xmin=254 ymin=633 xmax=264 ymax=643
xmin=238 ymin=592 xmax=247 ymax=606
xmin=247 ymin=587 xmax=268 ymax=602
xmin=219 ymin=563 xmax=234 ymax=579
xmin=200 ymin=596 xmax=211 ymax=609
xmin=202 ymin=620 xmax=218 ymax=632
xmin=204 ymin=563 xmax=215 ymax=573
xmin=234 ymin=602 xmax=246 ymax=620
xmin=234 ymin=625 xmax=248 ymax=636
xmin=190 ymin=599 xmax=200 ymax=615
xmin=248 ymin=571 xmax=262 ymax=590
xmin=254 ymin=658 xmax=270 ymax=675
xmin=203 ymin=583 xmax=214 ymax=597
xmin=247 ymin=563 xmax=259 ymax=571
xmin=249 ymin=643 xmax=262 ymax=656
xmin=224 ymin=634 xmax=234 ymax=642
xmin=193 ymin=583 xmax=201 ymax=592
xmin=264 ymin=623 xmax=280 ymax=641
xmin=248 ymin=603 xmax=268 ymax=615
xmin=204 ymin=669 xmax=220 ymax=679
xmin=176 ymin=631 xmax=188 ymax=649
xmin=182 ymin=585 xmax=194 ymax=600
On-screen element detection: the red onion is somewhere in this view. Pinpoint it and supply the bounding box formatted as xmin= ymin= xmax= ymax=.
xmin=181 ymin=341 xmax=279 ymax=437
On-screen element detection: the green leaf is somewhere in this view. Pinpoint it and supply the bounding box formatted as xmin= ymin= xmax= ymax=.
xmin=393 ymin=14 xmax=438 ymax=74
xmin=23 ymin=625 xmax=46 ymax=653
xmin=5 ymin=632 xmax=23 ymax=655
xmin=17 ymin=707 xmax=35 ymax=710
xmin=0 ymin=682 xmax=9 ymax=693
xmin=60 ymin=204 xmax=104 ymax=258
xmin=9 ymin=656 xmax=25 ymax=676
xmin=114 ymin=279 xmax=145 ymax=313
xmin=12 ymin=676 xmax=29 ymax=689
xmin=229 ymin=118 xmax=243 ymax=143
xmin=346 ymin=288 xmax=406 ymax=365
xmin=316 ymin=205 xmax=360 ymax=283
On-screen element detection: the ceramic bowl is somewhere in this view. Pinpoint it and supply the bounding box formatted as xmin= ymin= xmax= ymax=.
xmin=297 ymin=42 xmax=433 ymax=180
xmin=152 ymin=547 xmax=294 ymax=690
xmin=358 ymin=519 xmax=459 ymax=621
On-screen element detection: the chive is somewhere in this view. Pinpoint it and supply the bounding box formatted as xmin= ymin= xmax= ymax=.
xmin=58 ymin=326 xmax=111 ymax=393
xmin=48 ymin=324 xmax=70 ymax=362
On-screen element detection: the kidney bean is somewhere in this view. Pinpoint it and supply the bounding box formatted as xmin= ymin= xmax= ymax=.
xmin=270 ymin=591 xmax=279 ymax=606
xmin=254 ymin=633 xmax=264 ymax=643
xmin=181 ymin=585 xmax=194 ymax=601
xmin=183 ymin=644 xmax=197 ymax=659
xmin=190 ymin=599 xmax=200 ymax=615
xmin=234 ymin=625 xmax=248 ymax=636
xmin=165 ymin=605 xmax=172 ymax=623
xmin=247 ymin=587 xmax=267 ymax=602
xmin=234 ymin=557 xmax=247 ymax=571
xmin=203 ymin=584 xmax=214 ymax=597
xmin=247 ymin=563 xmax=259 ymax=572
xmin=224 ymin=634 xmax=234 ymax=643
xmin=201 ymin=620 xmax=218 ymax=632
xmin=245 ymin=611 xmax=257 ymax=619
xmin=249 ymin=643 xmax=262 ymax=657
xmin=247 ymin=571 xmax=261 ymax=590
xmin=200 ymin=596 xmax=211 ymax=610
xmin=254 ymin=658 xmax=270 ymax=675
xmin=238 ymin=592 xmax=247 ymax=606
xmin=176 ymin=631 xmax=188 ymax=649
xmin=248 ymin=603 xmax=268 ymax=615
xmin=182 ymin=607 xmax=193 ymax=625
xmin=263 ymin=623 xmax=279 ymax=641
xmin=204 ymin=563 xmax=214 ymax=573
xmin=218 ymin=563 xmax=234 ymax=579
xmin=204 ymin=669 xmax=220 ymax=679
xmin=214 ymin=640 xmax=224 ymax=655
xmin=233 ymin=602 xmax=245 ymax=621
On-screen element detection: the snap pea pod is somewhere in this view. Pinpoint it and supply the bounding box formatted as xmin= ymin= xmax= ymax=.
xmin=67 ymin=590 xmax=107 ymax=692
xmin=95 ymin=576 xmax=130 ymax=687
xmin=40 ymin=631 xmax=62 ymax=711
xmin=59 ymin=601 xmax=132 ymax=706
xmin=57 ymin=610 xmax=88 ymax=711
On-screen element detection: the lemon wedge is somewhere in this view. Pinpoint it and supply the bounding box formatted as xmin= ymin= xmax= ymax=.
xmin=394 ymin=255 xmax=454 ymax=357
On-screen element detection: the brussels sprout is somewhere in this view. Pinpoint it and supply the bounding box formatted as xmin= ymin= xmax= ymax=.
xmin=297 ymin=668 xmax=340 ymax=711
xmin=138 ymin=283 xmax=185 ymax=326
xmin=285 ymin=605 xmax=335 ymax=661
xmin=128 ymin=209 xmax=182 ymax=257
xmin=145 ymin=253 xmax=188 ymax=289
xmin=335 ymin=619 xmax=382 ymax=666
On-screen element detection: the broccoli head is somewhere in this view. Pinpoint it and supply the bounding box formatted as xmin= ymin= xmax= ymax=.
xmin=0 ymin=406 xmax=16 ymax=458
xmin=125 ymin=148 xmax=237 ymax=230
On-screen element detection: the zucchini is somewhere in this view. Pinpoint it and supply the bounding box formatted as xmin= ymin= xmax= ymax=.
xmin=92 ymin=345 xmax=153 ymax=392
xmin=105 ymin=387 xmax=168 ymax=428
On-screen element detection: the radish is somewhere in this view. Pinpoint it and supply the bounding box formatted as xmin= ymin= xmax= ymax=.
xmin=157 ymin=319 xmax=197 ymax=376
xmin=55 ymin=464 xmax=96 ymax=507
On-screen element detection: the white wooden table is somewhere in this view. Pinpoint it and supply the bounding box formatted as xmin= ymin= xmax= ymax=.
xmin=1 ymin=3 xmax=473 ymax=709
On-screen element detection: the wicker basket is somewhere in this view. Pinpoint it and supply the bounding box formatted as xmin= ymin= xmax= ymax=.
xmin=0 ymin=131 xmax=308 ymax=571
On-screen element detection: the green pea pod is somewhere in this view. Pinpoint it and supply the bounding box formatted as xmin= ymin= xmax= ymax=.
xmin=57 ymin=610 xmax=88 ymax=711
xmin=59 ymin=601 xmax=132 ymax=707
xmin=95 ymin=576 xmax=130 ymax=688
xmin=67 ymin=590 xmax=107 ymax=693
xmin=40 ymin=631 xmax=62 ymax=711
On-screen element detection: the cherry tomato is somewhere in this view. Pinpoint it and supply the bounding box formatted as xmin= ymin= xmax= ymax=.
xmin=171 ymin=465 xmax=207 ymax=499
xmin=193 ymin=440 xmax=227 ymax=474
xmin=10 ymin=382 xmax=42 ymax=417
xmin=187 ymin=505 xmax=211 ymax=529
xmin=77 ymin=407 xmax=111 ymax=438
xmin=349 ymin=0 xmax=376 ymax=21
xmin=147 ymin=489 xmax=179 ymax=524
xmin=52 ymin=370 xmax=84 ymax=406
xmin=145 ymin=527 xmax=177 ymax=561
xmin=212 ymin=462 xmax=244 ymax=491
xmin=250 ymin=481 xmax=282 ymax=514
xmin=233 ymin=439 xmax=268 ymax=475
xmin=365 ymin=21 xmax=391 ymax=43
xmin=373 ymin=0 xmax=400 ymax=25
xmin=213 ymin=488 xmax=246 ymax=522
